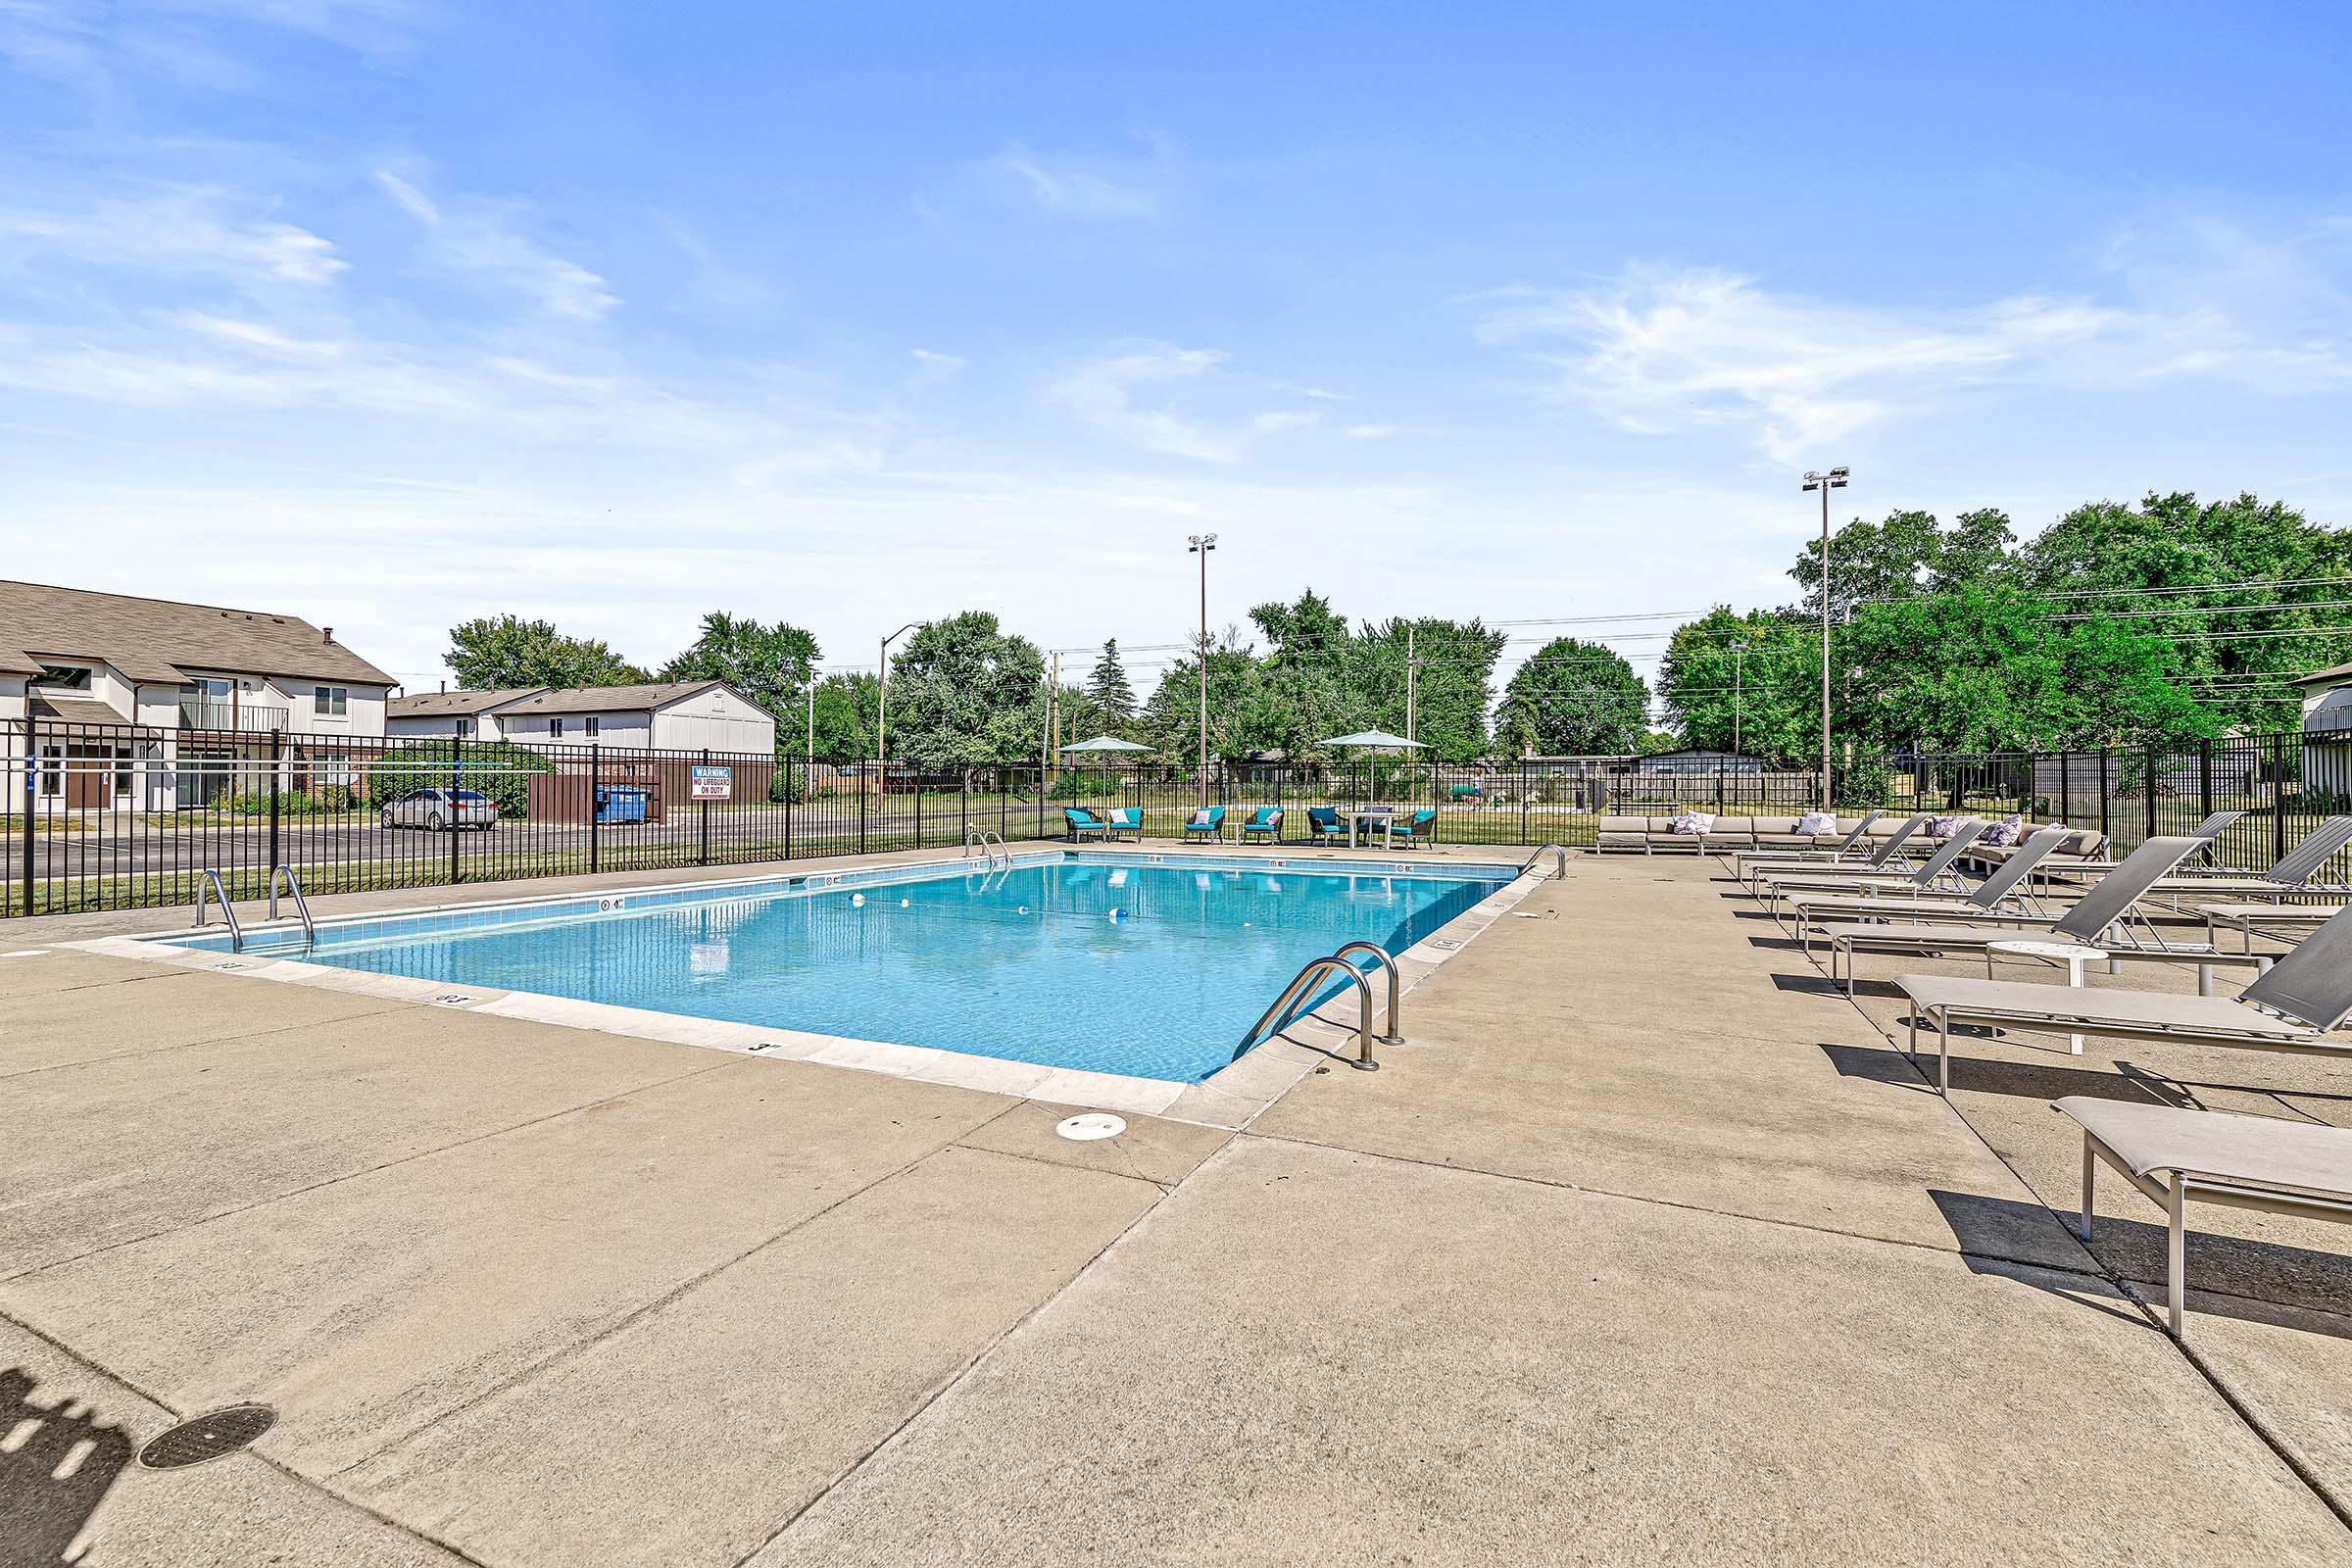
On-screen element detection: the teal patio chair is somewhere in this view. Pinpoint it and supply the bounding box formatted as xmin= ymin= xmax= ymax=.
xmin=1240 ymin=806 xmax=1284 ymax=843
xmin=1063 ymin=807 xmax=1107 ymax=842
xmin=1104 ymin=807 xmax=1142 ymax=841
xmin=1386 ymin=808 xmax=1439 ymax=849
xmin=1181 ymin=806 xmax=1228 ymax=843
xmin=1306 ymin=806 xmax=1348 ymax=844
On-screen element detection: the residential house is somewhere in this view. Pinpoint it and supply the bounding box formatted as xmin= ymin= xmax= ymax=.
xmin=1 ymin=580 xmax=394 ymax=811
xmin=2295 ymin=662 xmax=2352 ymax=799
xmin=490 ymin=681 xmax=777 ymax=755
xmin=385 ymin=688 xmax=544 ymax=741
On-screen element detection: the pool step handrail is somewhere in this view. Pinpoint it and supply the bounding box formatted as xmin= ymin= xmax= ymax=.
xmin=269 ymin=865 xmax=316 ymax=949
xmin=1237 ymin=947 xmax=1395 ymax=1071
xmin=1522 ymin=844 xmax=1567 ymax=880
xmin=1332 ymin=940 xmax=1407 ymax=1046
xmin=964 ymin=825 xmax=1012 ymax=871
xmin=194 ymin=869 xmax=243 ymax=952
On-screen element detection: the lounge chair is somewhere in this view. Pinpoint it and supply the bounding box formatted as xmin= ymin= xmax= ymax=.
xmin=1181 ymin=805 xmax=1227 ymax=843
xmin=1764 ymin=820 xmax=1985 ymax=918
xmin=1240 ymin=806 xmax=1283 ymax=843
xmin=1103 ymin=807 xmax=1143 ymax=842
xmin=1306 ymin=806 xmax=1348 ymax=845
xmin=1062 ymin=807 xmax=1107 ymax=842
xmin=1747 ymin=813 xmax=1935 ymax=896
xmin=1385 ymin=808 xmax=1438 ymax=849
xmin=1785 ymin=827 xmax=2068 ymax=940
xmin=1729 ymin=810 xmax=1886 ymax=883
xmin=1815 ymin=835 xmax=2219 ymax=998
xmin=2200 ymin=901 xmax=2345 ymax=956
xmin=2054 ymin=1097 xmax=2352 ymax=1338
xmin=2055 ymin=816 xmax=2352 ymax=906
xmin=1894 ymin=903 xmax=2352 ymax=1094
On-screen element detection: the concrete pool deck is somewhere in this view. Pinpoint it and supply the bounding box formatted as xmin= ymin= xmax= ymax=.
xmin=2 ymin=848 xmax=2349 ymax=1563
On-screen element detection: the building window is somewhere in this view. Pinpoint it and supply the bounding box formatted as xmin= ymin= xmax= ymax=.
xmin=549 ymin=718 xmax=564 ymax=738
xmin=456 ymin=717 xmax=473 ymax=738
xmin=37 ymin=663 xmax=92 ymax=690
xmin=314 ymin=686 xmax=348 ymax=717
xmin=584 ymin=715 xmax=600 ymax=737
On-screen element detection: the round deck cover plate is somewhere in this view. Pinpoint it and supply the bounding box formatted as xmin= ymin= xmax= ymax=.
xmin=1056 ymin=1113 xmax=1127 ymax=1142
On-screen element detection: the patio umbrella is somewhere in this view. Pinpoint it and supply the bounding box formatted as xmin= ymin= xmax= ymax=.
xmin=1317 ymin=730 xmax=1426 ymax=750
xmin=1057 ymin=735 xmax=1154 ymax=753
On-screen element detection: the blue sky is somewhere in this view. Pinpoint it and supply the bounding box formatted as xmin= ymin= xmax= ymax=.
xmin=3 ymin=2 xmax=2348 ymax=695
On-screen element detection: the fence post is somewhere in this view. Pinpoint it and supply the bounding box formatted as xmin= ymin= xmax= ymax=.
xmin=858 ymin=767 xmax=868 ymax=857
xmin=2058 ymin=751 xmax=2070 ymax=826
xmin=19 ymin=719 xmax=33 ymax=917
xmin=450 ymin=741 xmax=464 ymax=887
xmin=699 ymin=748 xmax=710 ymax=866
xmin=2274 ymin=732 xmax=2289 ymax=863
xmin=2098 ymin=749 xmax=2110 ymax=844
xmin=2144 ymin=744 xmax=2159 ymax=842
xmin=268 ymin=729 xmax=282 ymax=876
xmin=588 ymin=744 xmax=601 ymax=876
xmin=1520 ymin=762 xmax=1531 ymax=845
xmin=2198 ymin=739 xmax=2214 ymax=826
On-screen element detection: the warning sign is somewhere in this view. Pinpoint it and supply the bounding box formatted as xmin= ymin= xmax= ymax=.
xmin=690 ymin=765 xmax=732 ymax=801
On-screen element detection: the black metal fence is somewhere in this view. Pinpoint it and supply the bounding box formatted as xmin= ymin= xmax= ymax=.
xmin=7 ymin=717 xmax=2349 ymax=918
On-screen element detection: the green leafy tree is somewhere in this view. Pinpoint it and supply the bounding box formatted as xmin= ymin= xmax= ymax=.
xmin=1142 ymin=630 xmax=1263 ymax=768
xmin=1353 ymin=616 xmax=1508 ymax=762
xmin=1657 ymin=609 xmax=1821 ymax=764
xmin=884 ymin=612 xmax=1047 ymax=768
xmin=659 ymin=612 xmax=819 ymax=719
xmin=1498 ymin=637 xmax=1649 ymax=755
xmin=1085 ymin=639 xmax=1137 ymax=729
xmin=446 ymin=614 xmax=647 ymax=690
xmin=1788 ymin=508 xmax=2020 ymax=619
xmin=805 ymin=672 xmax=875 ymax=765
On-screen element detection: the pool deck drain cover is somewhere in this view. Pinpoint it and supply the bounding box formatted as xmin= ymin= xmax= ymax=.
xmin=1056 ymin=1113 xmax=1127 ymax=1142
xmin=138 ymin=1404 xmax=275 ymax=1469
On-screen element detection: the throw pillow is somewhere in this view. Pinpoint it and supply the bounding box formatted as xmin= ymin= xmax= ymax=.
xmin=1794 ymin=810 xmax=1836 ymax=836
xmin=1190 ymin=808 xmax=1213 ymax=827
xmin=1670 ymin=810 xmax=1715 ymax=836
xmin=1981 ymin=813 xmax=2025 ymax=847
xmin=1926 ymin=814 xmax=1963 ymax=839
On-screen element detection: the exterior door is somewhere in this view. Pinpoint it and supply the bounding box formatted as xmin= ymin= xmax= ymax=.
xmin=65 ymin=746 xmax=109 ymax=808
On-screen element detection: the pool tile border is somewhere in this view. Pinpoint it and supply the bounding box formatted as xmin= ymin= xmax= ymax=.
xmin=69 ymin=851 xmax=1550 ymax=1130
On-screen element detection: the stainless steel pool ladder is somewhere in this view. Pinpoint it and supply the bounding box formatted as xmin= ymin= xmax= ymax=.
xmin=270 ymin=864 xmax=316 ymax=949
xmin=193 ymin=869 xmax=243 ymax=952
xmin=964 ymin=826 xmax=1011 ymax=871
xmin=1523 ymin=844 xmax=1567 ymax=880
xmin=1236 ymin=941 xmax=1405 ymax=1072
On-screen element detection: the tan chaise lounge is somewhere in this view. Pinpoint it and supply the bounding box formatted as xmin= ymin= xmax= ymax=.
xmin=2056 ymin=1096 xmax=2352 ymax=1338
xmin=1785 ymin=827 xmax=2070 ymax=938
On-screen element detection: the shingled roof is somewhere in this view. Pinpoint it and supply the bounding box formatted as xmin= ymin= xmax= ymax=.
xmin=0 ymin=581 xmax=395 ymax=687
xmin=388 ymin=687 xmax=546 ymax=718
xmin=495 ymin=680 xmax=769 ymax=717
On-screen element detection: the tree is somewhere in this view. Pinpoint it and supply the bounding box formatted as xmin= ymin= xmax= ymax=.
xmin=1788 ymin=508 xmax=2020 ymax=619
xmin=446 ymin=614 xmax=647 ymax=690
xmin=1497 ymin=638 xmax=1649 ymax=755
xmin=883 ymin=612 xmax=1046 ymax=768
xmin=1141 ymin=629 xmax=1263 ymax=768
xmin=1352 ymin=617 xmax=1508 ymax=762
xmin=1656 ymin=609 xmax=1819 ymax=763
xmin=1085 ymin=640 xmax=1137 ymax=730
xmin=805 ymin=673 xmax=876 ymax=765
xmin=659 ymin=612 xmax=819 ymax=719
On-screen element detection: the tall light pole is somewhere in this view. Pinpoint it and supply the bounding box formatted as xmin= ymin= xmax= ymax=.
xmin=1730 ymin=637 xmax=1748 ymax=759
xmin=1801 ymin=467 xmax=1849 ymax=810
xmin=876 ymin=621 xmax=918 ymax=798
xmin=1187 ymin=533 xmax=1217 ymax=806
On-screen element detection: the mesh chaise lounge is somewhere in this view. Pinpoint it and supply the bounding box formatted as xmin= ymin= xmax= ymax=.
xmin=1785 ymin=827 xmax=2068 ymax=940
xmin=2055 ymin=816 xmax=2352 ymax=906
xmin=1728 ymin=809 xmax=1886 ymax=884
xmin=1893 ymin=904 xmax=2352 ymax=1094
xmin=2200 ymin=901 xmax=2346 ymax=955
xmin=1744 ymin=813 xmax=1932 ymax=896
xmin=1765 ymin=820 xmax=1986 ymax=918
xmin=1815 ymin=836 xmax=2216 ymax=998
xmin=2054 ymin=1096 xmax=2352 ymax=1338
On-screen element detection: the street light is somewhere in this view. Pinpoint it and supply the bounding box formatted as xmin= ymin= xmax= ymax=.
xmin=1187 ymin=533 xmax=1218 ymax=807
xmin=1801 ymin=466 xmax=1850 ymax=810
xmin=875 ymin=621 xmax=919 ymax=798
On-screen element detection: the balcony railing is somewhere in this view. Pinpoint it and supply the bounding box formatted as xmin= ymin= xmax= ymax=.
xmin=179 ymin=700 xmax=288 ymax=732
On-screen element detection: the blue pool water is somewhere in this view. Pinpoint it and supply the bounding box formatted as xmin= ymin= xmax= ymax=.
xmin=166 ymin=853 xmax=1518 ymax=1082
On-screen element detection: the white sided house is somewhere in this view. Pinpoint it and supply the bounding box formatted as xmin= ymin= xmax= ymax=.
xmin=399 ymin=681 xmax=778 ymax=757
xmin=2296 ymin=662 xmax=2352 ymax=800
xmin=1 ymin=580 xmax=394 ymax=812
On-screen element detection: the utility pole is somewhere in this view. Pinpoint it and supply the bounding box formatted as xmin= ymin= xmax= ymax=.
xmin=1801 ymin=467 xmax=1849 ymax=810
xmin=1731 ymin=637 xmax=1747 ymax=758
xmin=877 ymin=621 xmax=918 ymax=801
xmin=1049 ymin=651 xmax=1060 ymax=789
xmin=1187 ymin=533 xmax=1218 ymax=807
xmin=1405 ymin=624 xmax=1417 ymax=744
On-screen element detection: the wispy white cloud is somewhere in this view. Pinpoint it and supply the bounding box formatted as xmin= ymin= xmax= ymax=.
xmin=1480 ymin=259 xmax=2351 ymax=463
xmin=1344 ymin=423 xmax=1397 ymax=440
xmin=983 ymin=141 xmax=1168 ymax=222
xmin=375 ymin=166 xmax=617 ymax=321
xmin=907 ymin=348 xmax=965 ymax=388
xmin=1047 ymin=343 xmax=1324 ymax=462
xmin=1 ymin=0 xmax=428 ymax=92
xmin=0 ymin=182 xmax=346 ymax=287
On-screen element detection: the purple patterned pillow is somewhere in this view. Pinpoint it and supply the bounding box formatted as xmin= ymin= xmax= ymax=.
xmin=1670 ymin=811 xmax=1716 ymax=836
xmin=1926 ymin=814 xmax=1964 ymax=839
xmin=1980 ymin=813 xmax=2025 ymax=847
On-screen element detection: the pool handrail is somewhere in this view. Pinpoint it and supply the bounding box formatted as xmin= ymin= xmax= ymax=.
xmin=1237 ymin=951 xmax=1385 ymax=1070
xmin=269 ymin=864 xmax=316 ymax=949
xmin=194 ymin=868 xmax=242 ymax=952
xmin=1332 ymin=940 xmax=1407 ymax=1047
xmin=1523 ymin=844 xmax=1567 ymax=880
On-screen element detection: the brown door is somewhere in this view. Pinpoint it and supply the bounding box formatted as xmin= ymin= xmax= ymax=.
xmin=66 ymin=747 xmax=108 ymax=808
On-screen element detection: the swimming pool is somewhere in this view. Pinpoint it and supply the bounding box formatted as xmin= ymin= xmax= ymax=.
xmin=162 ymin=853 xmax=1522 ymax=1083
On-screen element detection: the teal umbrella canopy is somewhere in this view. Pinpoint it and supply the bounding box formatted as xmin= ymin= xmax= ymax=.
xmin=1318 ymin=730 xmax=1426 ymax=750
xmin=1058 ymin=735 xmax=1154 ymax=754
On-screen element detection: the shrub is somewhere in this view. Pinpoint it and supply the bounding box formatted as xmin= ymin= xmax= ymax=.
xmin=368 ymin=740 xmax=555 ymax=819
